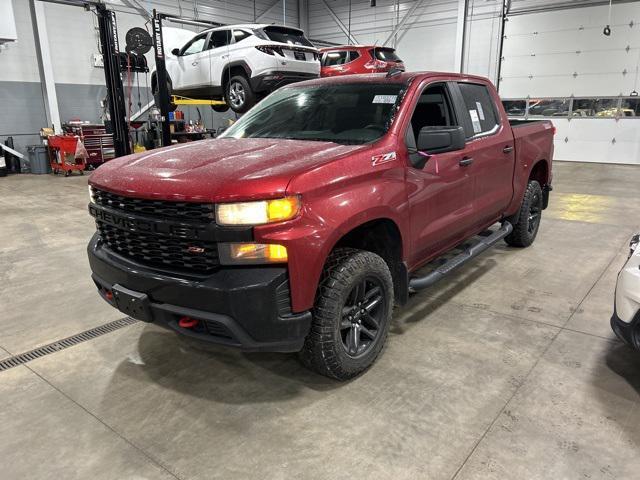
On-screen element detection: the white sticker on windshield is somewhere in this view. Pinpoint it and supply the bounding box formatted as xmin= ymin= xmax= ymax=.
xmin=476 ymin=101 xmax=486 ymax=120
xmin=469 ymin=109 xmax=482 ymax=133
xmin=373 ymin=95 xmax=397 ymax=104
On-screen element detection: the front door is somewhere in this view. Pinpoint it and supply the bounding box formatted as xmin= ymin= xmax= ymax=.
xmin=175 ymin=32 xmax=209 ymax=90
xmin=405 ymin=82 xmax=476 ymax=268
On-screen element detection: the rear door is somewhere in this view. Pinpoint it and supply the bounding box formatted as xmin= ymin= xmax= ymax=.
xmin=450 ymin=81 xmax=515 ymax=231
xmin=321 ymin=50 xmax=350 ymax=76
xmin=404 ymin=82 xmax=476 ymax=265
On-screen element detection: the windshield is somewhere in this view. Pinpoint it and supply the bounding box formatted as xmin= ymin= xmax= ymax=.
xmin=220 ymin=82 xmax=405 ymax=145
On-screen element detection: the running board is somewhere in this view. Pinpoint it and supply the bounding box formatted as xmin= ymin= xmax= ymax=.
xmin=409 ymin=221 xmax=513 ymax=292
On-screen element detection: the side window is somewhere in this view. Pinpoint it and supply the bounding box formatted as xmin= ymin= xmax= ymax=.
xmin=349 ymin=51 xmax=360 ymax=62
xmin=408 ymin=84 xmax=456 ymax=142
xmin=233 ymin=29 xmax=251 ymax=43
xmin=208 ymin=30 xmax=232 ymax=49
xmin=181 ymin=34 xmax=207 ymax=55
xmin=322 ymin=51 xmax=349 ymax=66
xmin=457 ymin=82 xmax=499 ymax=136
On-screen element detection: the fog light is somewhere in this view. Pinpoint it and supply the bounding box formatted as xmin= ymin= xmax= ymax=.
xmin=220 ymin=243 xmax=288 ymax=264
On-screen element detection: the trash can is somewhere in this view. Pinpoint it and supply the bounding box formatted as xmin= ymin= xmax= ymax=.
xmin=27 ymin=145 xmax=51 ymax=174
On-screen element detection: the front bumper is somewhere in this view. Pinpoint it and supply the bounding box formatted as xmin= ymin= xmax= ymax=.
xmin=250 ymin=71 xmax=318 ymax=93
xmin=611 ymin=240 xmax=640 ymax=350
xmin=611 ymin=307 xmax=640 ymax=350
xmin=87 ymin=233 xmax=312 ymax=352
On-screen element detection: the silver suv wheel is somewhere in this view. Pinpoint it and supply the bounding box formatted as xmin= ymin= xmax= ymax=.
xmin=228 ymin=81 xmax=246 ymax=109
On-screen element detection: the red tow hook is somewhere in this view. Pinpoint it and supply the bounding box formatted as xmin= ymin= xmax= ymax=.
xmin=178 ymin=316 xmax=199 ymax=329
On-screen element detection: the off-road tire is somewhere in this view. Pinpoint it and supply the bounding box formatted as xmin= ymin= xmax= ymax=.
xmin=299 ymin=248 xmax=394 ymax=380
xmin=225 ymin=75 xmax=256 ymax=114
xmin=505 ymin=180 xmax=543 ymax=248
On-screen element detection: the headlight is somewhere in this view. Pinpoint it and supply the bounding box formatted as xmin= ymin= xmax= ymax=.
xmin=219 ymin=243 xmax=288 ymax=264
xmin=215 ymin=196 xmax=301 ymax=226
xmin=88 ymin=186 xmax=96 ymax=204
xmin=629 ymin=234 xmax=639 ymax=258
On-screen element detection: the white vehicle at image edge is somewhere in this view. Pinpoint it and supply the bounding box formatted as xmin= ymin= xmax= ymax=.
xmin=152 ymin=24 xmax=320 ymax=113
xmin=611 ymin=234 xmax=640 ymax=349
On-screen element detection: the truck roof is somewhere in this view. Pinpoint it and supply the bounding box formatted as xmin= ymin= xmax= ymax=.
xmin=319 ymin=45 xmax=397 ymax=51
xmin=289 ymin=71 xmax=494 ymax=87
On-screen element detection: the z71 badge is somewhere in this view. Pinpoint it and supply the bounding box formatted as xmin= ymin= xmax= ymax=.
xmin=371 ymin=151 xmax=397 ymax=166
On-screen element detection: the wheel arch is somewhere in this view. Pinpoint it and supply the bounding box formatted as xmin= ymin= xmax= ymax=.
xmin=221 ymin=61 xmax=252 ymax=88
xmin=331 ymin=217 xmax=409 ymax=305
xmin=529 ymin=159 xmax=549 ymax=186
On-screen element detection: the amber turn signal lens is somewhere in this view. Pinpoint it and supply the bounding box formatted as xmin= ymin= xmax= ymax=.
xmin=224 ymin=243 xmax=288 ymax=264
xmin=267 ymin=197 xmax=300 ymax=223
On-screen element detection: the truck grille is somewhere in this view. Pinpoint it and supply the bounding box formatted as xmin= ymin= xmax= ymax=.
xmin=97 ymin=223 xmax=219 ymax=273
xmin=92 ymin=188 xmax=214 ymax=221
xmin=92 ymin=188 xmax=219 ymax=273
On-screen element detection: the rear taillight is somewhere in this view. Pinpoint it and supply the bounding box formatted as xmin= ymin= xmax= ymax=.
xmin=552 ymin=126 xmax=557 ymax=135
xmin=255 ymin=45 xmax=284 ymax=56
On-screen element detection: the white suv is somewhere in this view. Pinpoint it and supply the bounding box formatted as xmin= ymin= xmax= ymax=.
xmin=152 ymin=24 xmax=320 ymax=113
xmin=611 ymin=234 xmax=640 ymax=350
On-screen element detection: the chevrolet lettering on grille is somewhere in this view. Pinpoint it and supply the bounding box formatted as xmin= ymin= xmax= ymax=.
xmin=89 ymin=204 xmax=203 ymax=239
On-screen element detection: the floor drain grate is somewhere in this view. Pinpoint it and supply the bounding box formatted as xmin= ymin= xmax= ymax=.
xmin=0 ymin=317 xmax=139 ymax=373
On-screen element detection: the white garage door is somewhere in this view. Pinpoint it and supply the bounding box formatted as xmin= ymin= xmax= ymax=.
xmin=499 ymin=2 xmax=640 ymax=164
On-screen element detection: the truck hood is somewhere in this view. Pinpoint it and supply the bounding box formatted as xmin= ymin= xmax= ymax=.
xmin=89 ymin=138 xmax=365 ymax=202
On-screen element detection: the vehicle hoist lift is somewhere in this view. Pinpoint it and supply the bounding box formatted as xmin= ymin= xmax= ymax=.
xmin=151 ymin=10 xmax=227 ymax=147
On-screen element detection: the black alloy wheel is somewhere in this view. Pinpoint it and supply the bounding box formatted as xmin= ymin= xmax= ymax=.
xmin=340 ymin=277 xmax=385 ymax=357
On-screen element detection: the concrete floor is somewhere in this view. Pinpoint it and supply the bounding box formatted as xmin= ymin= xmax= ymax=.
xmin=0 ymin=161 xmax=639 ymax=480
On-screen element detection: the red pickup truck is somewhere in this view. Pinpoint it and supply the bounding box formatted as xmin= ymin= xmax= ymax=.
xmin=87 ymin=72 xmax=554 ymax=380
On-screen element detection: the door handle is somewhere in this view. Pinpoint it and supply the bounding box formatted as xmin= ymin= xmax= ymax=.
xmin=459 ymin=157 xmax=474 ymax=167
xmin=192 ymin=61 xmax=199 ymax=66
xmin=503 ymin=146 xmax=514 ymax=153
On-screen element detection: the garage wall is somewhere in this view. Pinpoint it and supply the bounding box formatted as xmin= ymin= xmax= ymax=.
xmin=308 ymin=1 xmax=503 ymax=79
xmin=0 ymin=0 xmax=297 ymax=156
xmin=0 ymin=0 xmax=45 ymax=154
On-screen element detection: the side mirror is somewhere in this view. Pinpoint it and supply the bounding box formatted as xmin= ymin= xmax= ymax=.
xmin=416 ymin=126 xmax=466 ymax=154
xmin=171 ymin=48 xmax=180 ymax=56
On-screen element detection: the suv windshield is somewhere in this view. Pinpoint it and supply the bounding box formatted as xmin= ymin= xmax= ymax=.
xmin=220 ymin=82 xmax=405 ymax=145
xmin=261 ymin=26 xmax=314 ymax=47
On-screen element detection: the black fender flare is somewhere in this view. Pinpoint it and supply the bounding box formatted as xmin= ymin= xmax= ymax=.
xmin=220 ymin=61 xmax=252 ymax=87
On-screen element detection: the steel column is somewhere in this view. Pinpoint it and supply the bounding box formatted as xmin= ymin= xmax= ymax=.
xmin=96 ymin=3 xmax=131 ymax=157
xmin=29 ymin=0 xmax=62 ymax=133
xmin=152 ymin=10 xmax=171 ymax=148
xmin=454 ymin=0 xmax=468 ymax=73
